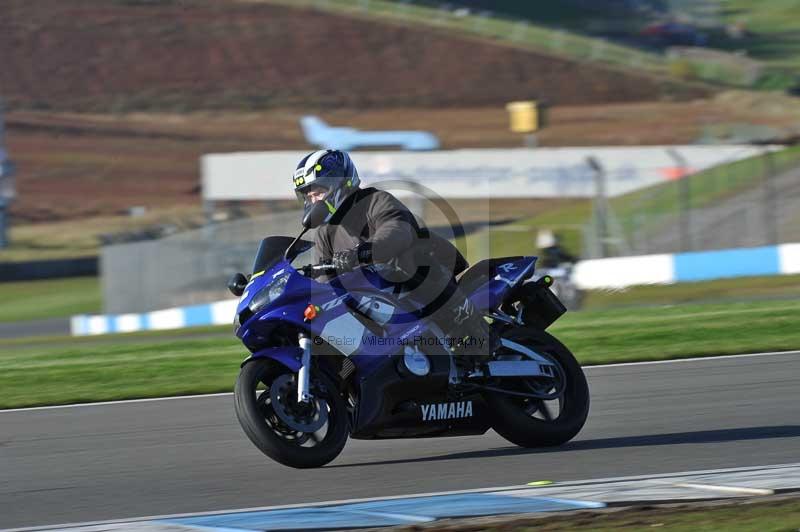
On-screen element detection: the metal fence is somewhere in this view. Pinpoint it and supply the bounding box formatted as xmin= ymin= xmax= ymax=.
xmin=466 ymin=147 xmax=800 ymax=264
xmin=582 ymin=148 xmax=800 ymax=258
xmin=101 ymin=211 xmax=306 ymax=314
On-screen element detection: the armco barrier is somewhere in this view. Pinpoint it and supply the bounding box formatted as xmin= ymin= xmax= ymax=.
xmin=70 ymin=300 xmax=238 ymax=336
xmin=573 ymin=242 xmax=799 ymax=289
xmin=71 ymin=242 xmax=800 ymax=336
xmin=0 ymin=257 xmax=98 ymax=282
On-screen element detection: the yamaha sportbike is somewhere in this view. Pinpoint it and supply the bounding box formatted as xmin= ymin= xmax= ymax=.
xmin=228 ymin=204 xmax=589 ymax=468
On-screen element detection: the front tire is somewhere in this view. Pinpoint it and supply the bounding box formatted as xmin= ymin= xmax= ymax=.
xmin=485 ymin=328 xmax=589 ymax=447
xmin=234 ymin=359 xmax=349 ymax=468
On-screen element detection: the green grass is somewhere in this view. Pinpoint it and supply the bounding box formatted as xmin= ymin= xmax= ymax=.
xmin=583 ymin=273 xmax=800 ymax=309
xmin=0 ymin=277 xmax=101 ymax=322
xmin=2 ymin=299 xmax=799 ymax=408
xmin=717 ymin=0 xmax=800 ymax=89
xmin=473 ymin=494 xmax=800 ymax=531
xmin=0 ymin=336 xmax=242 ymax=409
xmin=550 ymin=299 xmax=800 ymax=365
xmin=716 ymin=0 xmax=800 ymax=68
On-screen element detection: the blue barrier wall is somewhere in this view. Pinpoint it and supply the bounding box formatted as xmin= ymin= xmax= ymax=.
xmin=673 ymin=246 xmax=781 ymax=282
xmin=73 ymin=242 xmax=800 ymax=335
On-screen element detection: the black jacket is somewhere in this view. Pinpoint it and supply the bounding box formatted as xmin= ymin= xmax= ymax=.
xmin=314 ymin=187 xmax=467 ymax=281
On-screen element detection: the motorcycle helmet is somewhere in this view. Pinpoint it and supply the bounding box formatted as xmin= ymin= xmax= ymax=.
xmin=293 ymin=149 xmax=360 ymax=222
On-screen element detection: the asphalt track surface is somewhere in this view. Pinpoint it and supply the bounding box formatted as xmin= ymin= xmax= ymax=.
xmin=0 ymin=318 xmax=69 ymax=339
xmin=2 ymin=351 xmax=799 ymax=529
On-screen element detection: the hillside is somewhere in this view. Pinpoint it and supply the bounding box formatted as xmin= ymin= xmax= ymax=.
xmin=382 ymin=0 xmax=800 ymax=89
xmin=1 ymin=0 xmax=707 ymax=112
xmin=6 ymin=94 xmax=800 ymax=226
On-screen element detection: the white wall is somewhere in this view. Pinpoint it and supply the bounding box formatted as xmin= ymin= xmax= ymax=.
xmin=201 ymin=145 xmax=774 ymax=201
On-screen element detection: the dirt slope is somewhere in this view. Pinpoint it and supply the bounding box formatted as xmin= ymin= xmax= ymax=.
xmin=10 ymin=96 xmax=798 ymax=224
xmin=1 ymin=0 xmax=706 ymax=112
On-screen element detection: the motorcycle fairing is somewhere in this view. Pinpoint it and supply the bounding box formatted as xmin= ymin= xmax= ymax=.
xmin=349 ymin=350 xmax=492 ymax=440
xmin=463 ymin=256 xmax=537 ymax=310
xmin=235 ymin=259 xmax=442 ymax=378
xmin=241 ymin=346 xmax=303 ymax=371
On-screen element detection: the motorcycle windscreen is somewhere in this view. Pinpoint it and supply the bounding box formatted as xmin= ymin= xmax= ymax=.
xmin=252 ymin=236 xmax=314 ymax=273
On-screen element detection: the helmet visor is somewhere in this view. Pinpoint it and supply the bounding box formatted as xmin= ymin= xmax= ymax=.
xmin=296 ymin=184 xmax=330 ymax=207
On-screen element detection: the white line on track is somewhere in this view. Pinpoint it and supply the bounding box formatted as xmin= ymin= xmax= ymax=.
xmin=672 ymin=482 xmax=774 ymax=496
xmin=582 ymin=349 xmax=800 ymax=370
xmin=1 ymin=350 xmax=798 ymax=413
xmin=5 ymin=462 xmax=799 ymax=532
xmin=0 ymin=392 xmax=233 ymax=413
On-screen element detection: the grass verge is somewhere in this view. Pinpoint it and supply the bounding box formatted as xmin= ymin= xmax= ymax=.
xmin=1 ymin=299 xmax=799 ymax=409
xmin=0 ymin=277 xmax=101 ymax=322
xmin=399 ymin=493 xmax=800 ymax=531
xmin=582 ymin=273 xmax=800 ymax=309
xmin=716 ymin=0 xmax=800 ymax=70
xmin=550 ymin=299 xmax=800 ymax=365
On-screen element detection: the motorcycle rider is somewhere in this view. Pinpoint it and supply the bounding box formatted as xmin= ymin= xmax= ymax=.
xmin=292 ymin=149 xmax=497 ymax=368
xmin=536 ymin=229 xmax=577 ymax=268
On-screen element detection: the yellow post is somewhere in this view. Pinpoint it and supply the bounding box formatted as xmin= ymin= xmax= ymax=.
xmin=506 ymin=100 xmax=538 ymax=133
xmin=506 ymin=100 xmax=546 ymax=146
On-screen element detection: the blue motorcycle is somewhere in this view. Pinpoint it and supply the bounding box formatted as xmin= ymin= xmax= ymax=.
xmin=228 ymin=203 xmax=589 ymax=468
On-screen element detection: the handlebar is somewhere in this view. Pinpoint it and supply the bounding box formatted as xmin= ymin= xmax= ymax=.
xmin=300 ymin=263 xmax=334 ymax=278
xmin=299 ymin=261 xmax=379 ymax=278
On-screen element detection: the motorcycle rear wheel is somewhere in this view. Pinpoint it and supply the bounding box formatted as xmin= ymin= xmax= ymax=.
xmin=485 ymin=328 xmax=589 ymax=447
xmin=234 ymin=359 xmax=349 ymax=468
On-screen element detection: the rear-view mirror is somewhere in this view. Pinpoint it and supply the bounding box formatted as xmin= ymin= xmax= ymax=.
xmin=227 ymin=273 xmax=248 ymax=297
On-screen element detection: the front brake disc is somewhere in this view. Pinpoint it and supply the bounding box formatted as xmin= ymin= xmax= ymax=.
xmin=270 ymin=373 xmax=329 ymax=433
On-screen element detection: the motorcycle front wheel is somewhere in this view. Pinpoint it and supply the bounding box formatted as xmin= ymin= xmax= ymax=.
xmin=234 ymin=359 xmax=349 ymax=468
xmin=484 ymin=328 xmax=589 ymax=447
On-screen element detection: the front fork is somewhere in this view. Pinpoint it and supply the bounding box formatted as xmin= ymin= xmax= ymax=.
xmin=297 ymin=332 xmax=313 ymax=403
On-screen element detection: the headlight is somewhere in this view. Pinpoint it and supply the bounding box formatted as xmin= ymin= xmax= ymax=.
xmin=248 ymin=273 xmax=290 ymax=313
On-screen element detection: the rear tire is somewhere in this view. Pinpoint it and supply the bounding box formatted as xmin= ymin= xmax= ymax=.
xmin=485 ymin=328 xmax=589 ymax=447
xmin=234 ymin=359 xmax=349 ymax=468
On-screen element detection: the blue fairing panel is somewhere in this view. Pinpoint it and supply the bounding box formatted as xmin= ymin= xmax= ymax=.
xmin=468 ymin=257 xmax=536 ymax=310
xmin=243 ymin=346 xmax=304 ymax=371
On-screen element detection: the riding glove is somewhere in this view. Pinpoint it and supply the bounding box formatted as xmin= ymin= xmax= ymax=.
xmin=332 ymin=242 xmax=373 ymax=273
